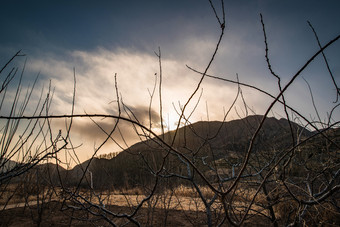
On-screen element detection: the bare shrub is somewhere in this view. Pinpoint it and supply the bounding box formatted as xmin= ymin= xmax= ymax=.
xmin=0 ymin=0 xmax=339 ymax=226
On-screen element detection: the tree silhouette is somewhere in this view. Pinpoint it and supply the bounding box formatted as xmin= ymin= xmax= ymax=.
xmin=0 ymin=0 xmax=339 ymax=226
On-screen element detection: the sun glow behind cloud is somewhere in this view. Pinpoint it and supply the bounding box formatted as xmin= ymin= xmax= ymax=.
xmin=17 ymin=33 xmax=338 ymax=166
xmin=20 ymin=43 xmax=279 ymax=163
xmin=22 ymin=47 xmax=235 ymax=162
xmin=1 ymin=28 xmax=337 ymax=168
xmin=1 ymin=0 xmax=339 ymax=167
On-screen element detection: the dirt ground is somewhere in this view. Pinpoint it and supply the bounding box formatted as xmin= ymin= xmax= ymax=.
xmin=0 ymin=200 xmax=272 ymax=226
xmin=0 ymin=186 xmax=271 ymax=226
xmin=0 ymin=201 xmax=209 ymax=226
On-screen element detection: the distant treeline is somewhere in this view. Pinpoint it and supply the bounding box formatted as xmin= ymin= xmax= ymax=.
xmin=97 ymin=152 xmax=119 ymax=160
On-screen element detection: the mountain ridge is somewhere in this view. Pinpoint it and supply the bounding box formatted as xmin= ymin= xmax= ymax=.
xmin=65 ymin=114 xmax=316 ymax=188
xmin=6 ymin=115 xmax=331 ymax=189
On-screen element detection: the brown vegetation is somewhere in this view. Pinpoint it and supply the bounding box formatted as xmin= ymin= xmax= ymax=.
xmin=1 ymin=0 xmax=340 ymax=226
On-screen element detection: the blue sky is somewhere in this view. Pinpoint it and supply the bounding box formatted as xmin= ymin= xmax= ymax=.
xmin=1 ymin=0 xmax=339 ymax=163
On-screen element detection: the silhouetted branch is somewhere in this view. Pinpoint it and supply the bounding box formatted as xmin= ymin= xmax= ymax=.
xmin=308 ymin=21 xmax=340 ymax=103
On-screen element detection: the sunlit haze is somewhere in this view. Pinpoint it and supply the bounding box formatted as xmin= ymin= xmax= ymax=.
xmin=1 ymin=0 xmax=339 ymax=166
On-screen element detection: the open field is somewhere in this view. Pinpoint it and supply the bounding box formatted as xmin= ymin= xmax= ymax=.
xmin=1 ymin=183 xmax=261 ymax=213
xmin=0 ymin=183 xmax=275 ymax=226
xmin=0 ymin=200 xmax=273 ymax=227
xmin=2 ymin=182 xmax=339 ymax=226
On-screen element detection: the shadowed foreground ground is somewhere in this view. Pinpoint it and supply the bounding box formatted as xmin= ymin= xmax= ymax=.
xmin=0 ymin=201 xmax=271 ymax=226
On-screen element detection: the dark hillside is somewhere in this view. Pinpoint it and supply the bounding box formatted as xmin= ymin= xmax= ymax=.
xmin=68 ymin=115 xmax=315 ymax=189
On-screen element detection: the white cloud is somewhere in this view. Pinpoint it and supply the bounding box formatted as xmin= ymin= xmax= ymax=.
xmin=23 ymin=46 xmax=250 ymax=162
xmin=21 ymin=33 xmax=339 ymax=166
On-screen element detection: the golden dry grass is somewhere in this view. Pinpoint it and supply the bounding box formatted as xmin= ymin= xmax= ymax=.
xmin=0 ymin=183 xmax=60 ymax=206
xmin=3 ymin=182 xmax=338 ymax=226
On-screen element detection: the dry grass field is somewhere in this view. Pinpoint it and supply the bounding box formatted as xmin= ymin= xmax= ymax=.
xmin=0 ymin=183 xmax=277 ymax=226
